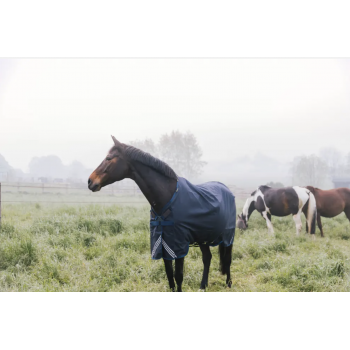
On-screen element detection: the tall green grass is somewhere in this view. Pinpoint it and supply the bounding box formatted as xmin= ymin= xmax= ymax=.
xmin=1 ymin=199 xmax=350 ymax=291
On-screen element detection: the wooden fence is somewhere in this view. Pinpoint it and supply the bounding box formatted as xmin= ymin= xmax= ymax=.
xmin=0 ymin=181 xmax=252 ymax=226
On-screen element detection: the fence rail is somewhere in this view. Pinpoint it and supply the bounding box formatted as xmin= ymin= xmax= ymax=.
xmin=1 ymin=184 xmax=138 ymax=191
xmin=0 ymin=183 xmax=1 ymax=228
xmin=0 ymin=182 xmax=253 ymax=226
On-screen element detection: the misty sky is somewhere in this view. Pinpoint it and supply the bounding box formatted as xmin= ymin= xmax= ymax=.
xmin=1 ymin=58 xmax=350 ymax=182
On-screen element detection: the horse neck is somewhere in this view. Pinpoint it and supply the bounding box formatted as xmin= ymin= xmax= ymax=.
xmin=128 ymin=161 xmax=177 ymax=214
xmin=243 ymin=197 xmax=255 ymax=220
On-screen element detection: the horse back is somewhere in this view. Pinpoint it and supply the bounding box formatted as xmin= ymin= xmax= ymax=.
xmin=261 ymin=186 xmax=299 ymax=216
xmin=338 ymin=187 xmax=350 ymax=202
xmin=307 ymin=186 xmax=349 ymax=217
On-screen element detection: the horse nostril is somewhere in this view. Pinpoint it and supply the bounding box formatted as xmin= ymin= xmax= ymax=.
xmin=91 ymin=183 xmax=100 ymax=192
xmin=88 ymin=178 xmax=92 ymax=186
xmin=88 ymin=181 xmax=100 ymax=192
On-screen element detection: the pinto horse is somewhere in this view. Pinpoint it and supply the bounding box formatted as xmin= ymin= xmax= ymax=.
xmin=88 ymin=136 xmax=236 ymax=291
xmin=304 ymin=186 xmax=350 ymax=237
xmin=237 ymin=185 xmax=317 ymax=236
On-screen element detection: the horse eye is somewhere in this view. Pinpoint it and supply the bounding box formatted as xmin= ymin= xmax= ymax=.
xmin=106 ymin=155 xmax=119 ymax=161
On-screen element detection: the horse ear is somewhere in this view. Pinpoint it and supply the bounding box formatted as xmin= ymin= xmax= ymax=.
xmin=238 ymin=214 xmax=241 ymax=219
xmin=111 ymin=135 xmax=122 ymax=149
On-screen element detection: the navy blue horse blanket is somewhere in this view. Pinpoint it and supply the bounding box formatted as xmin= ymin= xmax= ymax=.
xmin=150 ymin=177 xmax=236 ymax=260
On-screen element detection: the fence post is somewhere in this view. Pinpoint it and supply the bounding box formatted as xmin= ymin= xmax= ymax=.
xmin=0 ymin=182 xmax=2 ymax=228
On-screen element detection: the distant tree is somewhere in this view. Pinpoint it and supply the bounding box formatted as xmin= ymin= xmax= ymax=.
xmin=130 ymin=131 xmax=206 ymax=179
xmin=0 ymin=154 xmax=12 ymax=180
xmin=158 ymin=131 xmax=206 ymax=179
xmin=291 ymin=155 xmax=328 ymax=187
xmin=67 ymin=160 xmax=91 ymax=180
xmin=0 ymin=154 xmax=11 ymax=172
xmin=128 ymin=138 xmax=158 ymax=157
xmin=346 ymin=152 xmax=350 ymax=172
xmin=266 ymin=181 xmax=284 ymax=188
xmin=27 ymin=156 xmax=91 ymax=182
xmin=29 ymin=155 xmax=66 ymax=179
xmin=319 ymin=147 xmax=342 ymax=174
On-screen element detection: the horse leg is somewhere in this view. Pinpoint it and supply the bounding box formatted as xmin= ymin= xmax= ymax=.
xmin=199 ymin=244 xmax=212 ymax=291
xmin=174 ymin=257 xmax=184 ymax=292
xmin=317 ymin=213 xmax=324 ymax=238
xmin=302 ymin=202 xmax=317 ymax=236
xmin=262 ymin=211 xmax=274 ymax=234
xmin=293 ymin=210 xmax=303 ymax=236
xmin=344 ymin=208 xmax=350 ymax=230
xmin=219 ymin=243 xmax=233 ymax=288
xmin=163 ymin=259 xmax=175 ymax=292
xmin=302 ymin=206 xmax=309 ymax=233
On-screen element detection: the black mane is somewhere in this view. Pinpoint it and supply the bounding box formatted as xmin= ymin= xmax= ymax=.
xmin=124 ymin=145 xmax=177 ymax=180
xmin=258 ymin=185 xmax=271 ymax=194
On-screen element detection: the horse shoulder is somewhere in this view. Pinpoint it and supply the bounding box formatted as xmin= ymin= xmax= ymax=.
xmin=255 ymin=195 xmax=266 ymax=212
xmin=262 ymin=187 xmax=283 ymax=208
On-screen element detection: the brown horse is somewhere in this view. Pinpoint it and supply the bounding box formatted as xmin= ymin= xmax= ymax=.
xmin=303 ymin=186 xmax=350 ymax=237
xmin=88 ymin=136 xmax=236 ymax=291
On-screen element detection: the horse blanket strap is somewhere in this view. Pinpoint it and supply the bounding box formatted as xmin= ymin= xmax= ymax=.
xmin=150 ymin=177 xmax=236 ymax=260
xmin=150 ymin=220 xmax=174 ymax=227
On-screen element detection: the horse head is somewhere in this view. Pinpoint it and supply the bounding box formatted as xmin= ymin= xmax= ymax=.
xmin=88 ymin=136 xmax=131 ymax=192
xmin=237 ymin=190 xmax=259 ymax=230
xmin=237 ymin=213 xmax=248 ymax=230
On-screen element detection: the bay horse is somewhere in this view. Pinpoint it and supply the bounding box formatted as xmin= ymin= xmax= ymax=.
xmin=304 ymin=186 xmax=350 ymax=237
xmin=88 ymin=136 xmax=236 ymax=292
xmin=237 ymin=185 xmax=317 ymax=236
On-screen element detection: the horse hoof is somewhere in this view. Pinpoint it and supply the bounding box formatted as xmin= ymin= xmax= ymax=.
xmin=198 ymin=289 xmax=205 ymax=292
xmin=227 ymin=281 xmax=232 ymax=288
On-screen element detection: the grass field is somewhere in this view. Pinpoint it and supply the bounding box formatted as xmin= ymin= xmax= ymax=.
xmin=1 ymin=194 xmax=350 ymax=292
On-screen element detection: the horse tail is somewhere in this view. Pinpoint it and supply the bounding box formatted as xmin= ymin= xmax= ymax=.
xmin=307 ymin=191 xmax=317 ymax=234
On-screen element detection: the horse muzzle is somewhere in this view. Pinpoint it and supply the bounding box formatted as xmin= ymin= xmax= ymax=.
xmin=88 ymin=178 xmax=101 ymax=192
xmin=237 ymin=219 xmax=247 ymax=230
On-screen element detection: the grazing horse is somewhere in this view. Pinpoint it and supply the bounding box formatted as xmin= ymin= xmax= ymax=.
xmin=88 ymin=136 xmax=236 ymax=291
xmin=237 ymin=185 xmax=317 ymax=236
xmin=304 ymin=186 xmax=350 ymax=237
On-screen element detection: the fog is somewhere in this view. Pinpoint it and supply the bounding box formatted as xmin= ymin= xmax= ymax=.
xmin=1 ymin=58 xmax=350 ymax=188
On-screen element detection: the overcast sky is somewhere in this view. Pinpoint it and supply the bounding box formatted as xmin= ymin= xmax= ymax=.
xmin=1 ymin=58 xmax=350 ymax=177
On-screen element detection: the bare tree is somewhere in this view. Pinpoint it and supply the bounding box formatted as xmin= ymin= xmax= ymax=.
xmin=319 ymin=147 xmax=342 ymax=174
xmin=0 ymin=154 xmax=11 ymax=173
xmin=29 ymin=155 xmax=66 ymax=179
xmin=128 ymin=138 xmax=158 ymax=157
xmin=130 ymin=131 xmax=206 ymax=180
xmin=291 ymin=155 xmax=328 ymax=187
xmin=158 ymin=131 xmax=207 ymax=179
xmin=346 ymin=152 xmax=350 ymax=172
